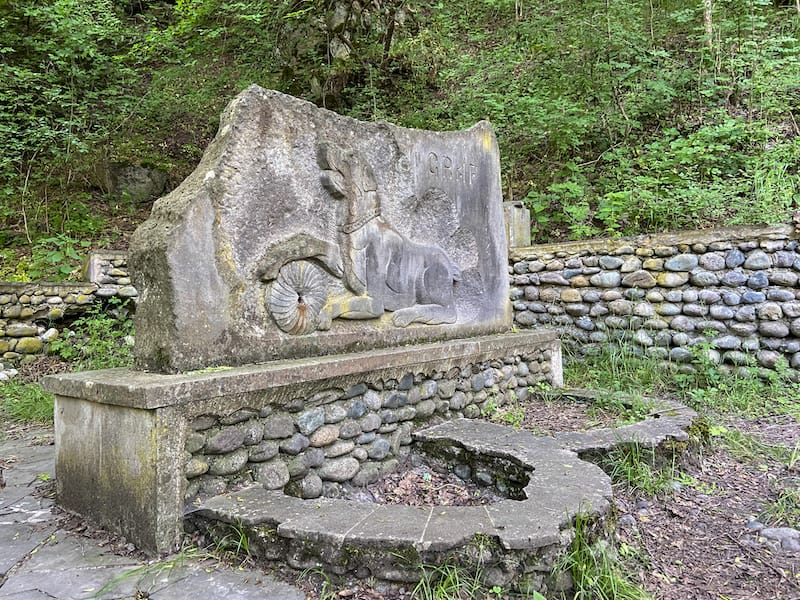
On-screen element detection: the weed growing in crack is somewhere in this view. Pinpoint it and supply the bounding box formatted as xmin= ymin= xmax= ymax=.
xmin=88 ymin=547 xmax=208 ymax=599
xmin=298 ymin=567 xmax=338 ymax=600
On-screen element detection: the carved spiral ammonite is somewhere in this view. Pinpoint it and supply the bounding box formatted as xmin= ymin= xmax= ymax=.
xmin=269 ymin=260 xmax=328 ymax=335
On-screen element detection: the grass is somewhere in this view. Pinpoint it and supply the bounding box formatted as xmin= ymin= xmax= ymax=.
xmin=1 ymin=381 xmax=54 ymax=422
xmin=412 ymin=561 xmax=483 ymax=600
xmin=558 ymin=511 xmax=651 ymax=600
xmin=564 ymin=340 xmax=800 ymax=420
xmin=761 ymin=488 xmax=800 ymax=529
xmin=601 ymin=442 xmax=678 ymax=497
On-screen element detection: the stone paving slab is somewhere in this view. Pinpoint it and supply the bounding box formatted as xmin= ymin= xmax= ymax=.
xmin=0 ymin=430 xmax=304 ymax=600
xmin=343 ymin=504 xmax=429 ymax=548
xmin=277 ymin=498 xmax=377 ymax=546
xmin=418 ymin=505 xmax=494 ymax=552
xmin=190 ymin=486 xmax=308 ymax=527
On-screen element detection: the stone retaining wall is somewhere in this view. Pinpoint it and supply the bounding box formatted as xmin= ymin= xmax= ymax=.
xmin=0 ymin=251 xmax=135 ymax=363
xmin=184 ymin=349 xmax=555 ymax=504
xmin=510 ymin=225 xmax=800 ymax=372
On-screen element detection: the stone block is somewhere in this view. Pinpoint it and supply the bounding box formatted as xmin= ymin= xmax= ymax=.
xmin=130 ymin=86 xmax=510 ymax=373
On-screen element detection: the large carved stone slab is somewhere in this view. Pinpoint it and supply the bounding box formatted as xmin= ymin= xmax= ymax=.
xmin=131 ymin=85 xmax=509 ymax=372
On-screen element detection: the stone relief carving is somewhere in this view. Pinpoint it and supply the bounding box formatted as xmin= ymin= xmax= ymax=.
xmin=268 ymin=261 xmax=329 ymax=335
xmin=263 ymin=142 xmax=462 ymax=334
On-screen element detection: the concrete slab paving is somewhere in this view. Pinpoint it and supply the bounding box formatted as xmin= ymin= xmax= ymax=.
xmin=0 ymin=429 xmax=305 ymax=600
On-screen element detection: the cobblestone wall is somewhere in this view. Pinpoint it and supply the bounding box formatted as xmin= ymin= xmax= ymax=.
xmin=0 ymin=251 xmax=135 ymax=364
xmin=510 ymin=225 xmax=800 ymax=372
xmin=183 ymin=350 xmax=554 ymax=503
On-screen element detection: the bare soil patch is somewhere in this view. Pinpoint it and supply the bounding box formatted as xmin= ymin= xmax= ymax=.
xmin=613 ymin=419 xmax=800 ymax=600
xmin=345 ymin=455 xmax=501 ymax=507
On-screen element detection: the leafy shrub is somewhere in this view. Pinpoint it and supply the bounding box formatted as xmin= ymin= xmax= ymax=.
xmin=50 ymin=298 xmax=134 ymax=370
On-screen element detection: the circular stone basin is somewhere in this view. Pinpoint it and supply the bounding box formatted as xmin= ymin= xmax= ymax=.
xmin=192 ymin=397 xmax=696 ymax=594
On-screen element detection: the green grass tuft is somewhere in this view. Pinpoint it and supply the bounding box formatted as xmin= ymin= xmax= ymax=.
xmin=1 ymin=382 xmax=54 ymax=423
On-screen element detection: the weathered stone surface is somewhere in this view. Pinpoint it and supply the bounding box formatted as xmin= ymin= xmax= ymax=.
xmin=5 ymin=324 xmax=37 ymax=337
xmin=285 ymin=473 xmax=323 ymax=499
xmin=726 ymin=248 xmax=746 ymax=268
xmin=253 ymin=460 xmax=291 ymax=489
xmin=309 ymin=424 xmax=339 ymax=447
xmin=710 ymin=305 xmax=734 ymax=320
xmin=263 ymin=413 xmax=295 ymax=439
xmin=713 ymin=335 xmax=741 ymax=350
xmin=699 ymin=252 xmax=725 ymax=270
xmin=207 ymin=448 xmax=248 ymax=476
xmin=744 ymin=250 xmax=771 ymax=269
xmin=758 ymin=303 xmax=783 ymax=321
xmin=130 ymin=86 xmax=509 ymax=372
xmin=664 ymin=254 xmax=698 ymax=271
xmin=318 ymin=457 xmax=361 ymax=482
xmin=185 ymin=457 xmax=209 ymax=478
xmin=280 ymin=433 xmax=310 ymax=455
xmin=338 ymin=419 xmax=362 ymax=438
xmin=323 ymin=404 xmax=348 ymax=423
xmin=590 ymin=272 xmax=621 ymax=288
xmin=759 ymin=322 xmax=789 ymax=338
xmin=747 ymin=272 xmax=769 ymax=289
xmin=14 ymin=337 xmax=43 ymax=354
xmin=621 ymin=270 xmax=656 ymax=288
xmin=324 ymin=440 xmax=355 ymax=458
xmin=656 ymin=303 xmax=681 ymax=316
xmin=205 ymin=428 xmax=246 ymax=454
xmin=690 ymin=271 xmax=719 ymax=286
xmin=721 ymin=270 xmax=748 ymax=286
xmin=297 ymin=407 xmax=325 ymax=436
xmin=657 ymin=272 xmax=689 ymax=288
xmin=598 ymin=256 xmax=624 ymax=270
xmin=248 ymin=440 xmax=279 ymax=462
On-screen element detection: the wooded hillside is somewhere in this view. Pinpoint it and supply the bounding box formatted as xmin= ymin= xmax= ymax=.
xmin=2 ymin=0 xmax=800 ymax=279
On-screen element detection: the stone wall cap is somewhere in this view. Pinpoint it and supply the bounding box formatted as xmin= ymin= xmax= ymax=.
xmin=42 ymin=331 xmax=556 ymax=409
xmin=511 ymin=225 xmax=796 ymax=261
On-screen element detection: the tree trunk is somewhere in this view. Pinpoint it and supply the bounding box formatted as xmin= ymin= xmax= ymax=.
xmin=703 ymin=0 xmax=713 ymax=50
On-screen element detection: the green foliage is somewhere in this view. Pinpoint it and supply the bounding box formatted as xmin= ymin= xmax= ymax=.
xmin=558 ymin=510 xmax=651 ymax=600
xmin=602 ymin=442 xmax=677 ymax=497
xmin=3 ymin=0 xmax=800 ymax=266
xmin=564 ymin=342 xmax=673 ymax=396
xmin=673 ymin=340 xmax=800 ymax=417
xmin=49 ymin=297 xmax=134 ymax=370
xmin=589 ymin=391 xmax=654 ymax=426
xmin=1 ymin=381 xmax=54 ymax=422
xmin=412 ymin=560 xmax=482 ymax=600
xmin=211 ymin=519 xmax=252 ymax=562
xmin=0 ymin=0 xmax=136 ymax=244
xmin=761 ymin=487 xmax=800 ymax=528
xmin=566 ymin=338 xmax=800 ymax=420
xmin=27 ymin=234 xmax=92 ymax=281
